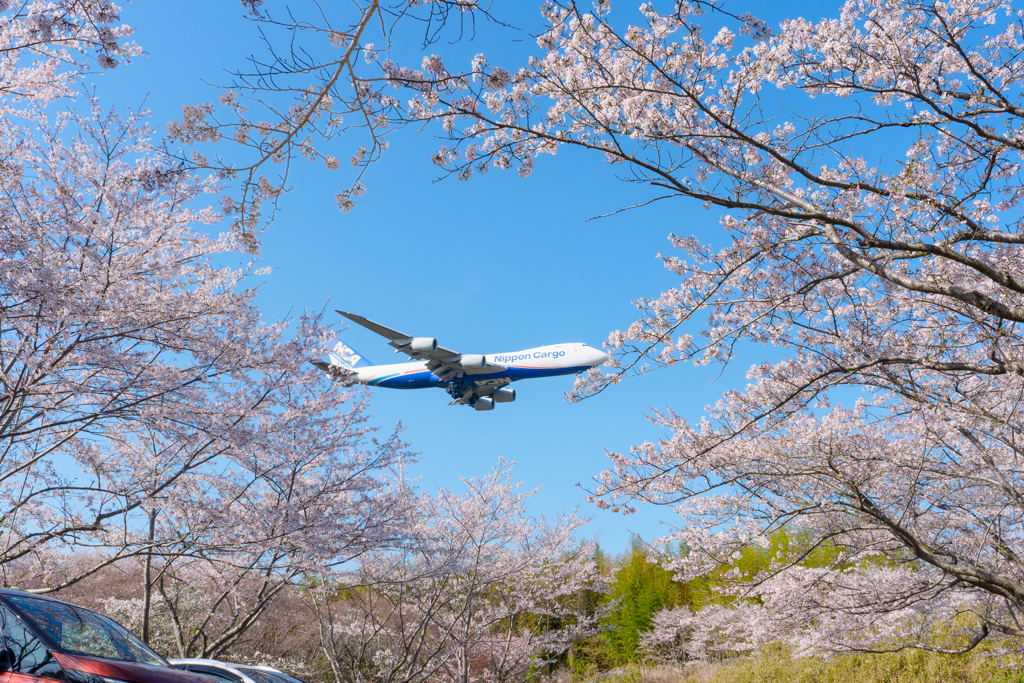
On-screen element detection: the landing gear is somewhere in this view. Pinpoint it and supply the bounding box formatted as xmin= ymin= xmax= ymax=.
xmin=446 ymin=377 xmax=465 ymax=401
xmin=447 ymin=377 xmax=495 ymax=410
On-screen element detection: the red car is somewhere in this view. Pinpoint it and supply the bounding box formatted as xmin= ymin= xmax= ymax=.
xmin=0 ymin=588 xmax=209 ymax=683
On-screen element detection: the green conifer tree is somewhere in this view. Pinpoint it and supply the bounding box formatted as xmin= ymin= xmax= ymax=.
xmin=602 ymin=535 xmax=687 ymax=663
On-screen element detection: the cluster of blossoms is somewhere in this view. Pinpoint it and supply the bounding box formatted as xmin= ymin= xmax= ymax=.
xmin=0 ymin=0 xmax=138 ymax=109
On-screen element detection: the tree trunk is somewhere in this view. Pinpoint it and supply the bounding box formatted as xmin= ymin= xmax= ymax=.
xmin=142 ymin=508 xmax=157 ymax=644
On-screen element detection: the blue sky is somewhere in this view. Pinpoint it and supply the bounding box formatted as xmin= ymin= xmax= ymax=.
xmin=93 ymin=0 xmax=826 ymax=553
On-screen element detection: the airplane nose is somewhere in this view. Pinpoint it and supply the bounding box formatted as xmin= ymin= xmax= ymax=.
xmin=585 ymin=346 xmax=608 ymax=367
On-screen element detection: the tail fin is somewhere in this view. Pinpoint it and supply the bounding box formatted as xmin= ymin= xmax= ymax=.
xmin=330 ymin=340 xmax=374 ymax=370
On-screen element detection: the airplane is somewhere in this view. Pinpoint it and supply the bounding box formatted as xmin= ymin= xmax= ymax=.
xmin=312 ymin=310 xmax=608 ymax=410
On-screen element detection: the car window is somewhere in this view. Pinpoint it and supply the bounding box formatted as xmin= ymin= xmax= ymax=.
xmin=3 ymin=595 xmax=164 ymax=666
xmin=0 ymin=605 xmax=66 ymax=681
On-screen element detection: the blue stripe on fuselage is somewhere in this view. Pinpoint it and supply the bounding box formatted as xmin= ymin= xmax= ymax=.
xmin=371 ymin=364 xmax=592 ymax=389
xmin=370 ymin=370 xmax=443 ymax=389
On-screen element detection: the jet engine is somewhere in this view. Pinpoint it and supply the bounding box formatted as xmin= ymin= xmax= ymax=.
xmin=492 ymin=388 xmax=516 ymax=403
xmin=460 ymin=354 xmax=486 ymax=369
xmin=473 ymin=397 xmax=495 ymax=411
xmin=409 ymin=337 xmax=438 ymax=353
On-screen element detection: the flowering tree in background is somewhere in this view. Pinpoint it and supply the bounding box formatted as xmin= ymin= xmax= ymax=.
xmin=370 ymin=0 xmax=1024 ymax=654
xmin=112 ymin=386 xmax=413 ymax=658
xmin=137 ymin=390 xmax=413 ymax=658
xmin=307 ymin=460 xmax=607 ymax=683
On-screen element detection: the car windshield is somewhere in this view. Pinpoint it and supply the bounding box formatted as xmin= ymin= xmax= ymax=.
xmin=4 ymin=595 xmax=165 ymax=666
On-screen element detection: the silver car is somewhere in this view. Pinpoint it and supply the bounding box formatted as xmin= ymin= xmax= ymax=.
xmin=169 ymin=659 xmax=311 ymax=683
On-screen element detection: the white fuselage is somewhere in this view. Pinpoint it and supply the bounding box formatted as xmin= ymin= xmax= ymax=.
xmin=349 ymin=343 xmax=607 ymax=390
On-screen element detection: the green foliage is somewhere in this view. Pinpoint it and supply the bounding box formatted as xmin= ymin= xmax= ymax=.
xmin=696 ymin=644 xmax=1024 ymax=683
xmin=602 ymin=536 xmax=689 ymax=664
xmin=577 ymin=528 xmax=989 ymax=676
xmin=564 ymin=644 xmax=1024 ymax=683
xmin=683 ymin=526 xmax=845 ymax=612
xmin=591 ymin=528 xmax=852 ymax=667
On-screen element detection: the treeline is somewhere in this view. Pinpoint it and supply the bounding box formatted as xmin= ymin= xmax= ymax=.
xmin=39 ymin=526 xmax=1024 ymax=683
xmin=30 ymin=463 xmax=606 ymax=683
xmin=36 ymin=529 xmax=837 ymax=681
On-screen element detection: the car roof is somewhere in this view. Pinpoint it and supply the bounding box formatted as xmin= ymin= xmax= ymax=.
xmin=233 ymin=666 xmax=308 ymax=683
xmin=169 ymin=661 xmax=280 ymax=673
xmin=0 ymin=587 xmax=83 ymax=606
xmin=168 ymin=659 xmax=259 ymax=682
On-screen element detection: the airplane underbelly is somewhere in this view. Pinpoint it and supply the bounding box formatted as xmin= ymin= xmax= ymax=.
xmin=368 ymin=365 xmax=591 ymax=389
xmin=468 ymin=365 xmax=591 ymax=386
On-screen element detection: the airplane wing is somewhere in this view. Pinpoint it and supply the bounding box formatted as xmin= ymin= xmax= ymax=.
xmin=336 ymin=310 xmax=504 ymax=383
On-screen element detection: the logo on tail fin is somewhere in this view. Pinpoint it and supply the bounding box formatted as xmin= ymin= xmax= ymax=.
xmin=330 ymin=341 xmax=373 ymax=370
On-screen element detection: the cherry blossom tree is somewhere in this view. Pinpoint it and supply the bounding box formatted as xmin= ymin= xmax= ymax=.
xmin=87 ymin=381 xmax=414 ymax=657
xmin=0 ymin=94 xmax=416 ymax=651
xmin=0 ymin=91 xmax=295 ymax=590
xmin=642 ymin=602 xmax=769 ymax=662
xmin=307 ymin=460 xmax=607 ymax=683
xmin=3 ymin=0 xmax=239 ymax=580
xmin=131 ymin=388 xmax=414 ymax=658
xmin=373 ymin=0 xmax=1024 ymax=654
xmin=0 ymin=0 xmax=414 ymax=626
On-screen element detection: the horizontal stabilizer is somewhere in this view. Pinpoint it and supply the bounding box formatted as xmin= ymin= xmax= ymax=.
xmin=310 ymin=360 xmax=356 ymax=383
